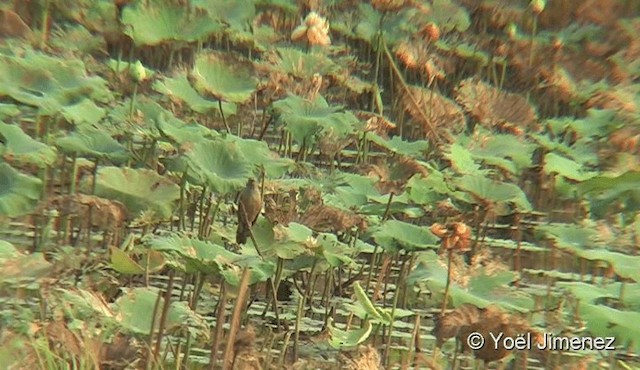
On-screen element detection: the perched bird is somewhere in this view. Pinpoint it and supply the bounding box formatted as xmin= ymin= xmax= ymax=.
xmin=236 ymin=178 xmax=262 ymax=245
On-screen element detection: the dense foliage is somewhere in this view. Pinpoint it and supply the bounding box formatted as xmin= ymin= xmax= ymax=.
xmin=0 ymin=0 xmax=639 ymax=369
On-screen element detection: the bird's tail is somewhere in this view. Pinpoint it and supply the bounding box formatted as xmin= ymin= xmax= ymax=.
xmin=236 ymin=223 xmax=248 ymax=244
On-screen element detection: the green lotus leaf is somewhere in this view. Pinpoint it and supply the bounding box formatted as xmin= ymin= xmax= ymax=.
xmin=0 ymin=103 xmax=19 ymax=119
xmin=0 ymin=162 xmax=43 ymax=217
xmin=544 ymin=152 xmax=597 ymax=182
xmin=114 ymin=287 xmax=207 ymax=336
xmin=328 ymin=318 xmax=372 ymax=350
xmin=271 ymin=47 xmax=337 ymax=79
xmin=191 ymin=51 xmax=258 ymax=104
xmin=156 ymin=120 xmax=216 ymax=146
xmin=536 ymin=223 xmax=600 ymax=251
xmin=317 ymin=233 xmax=355 ymax=268
xmin=354 ymin=3 xmax=417 ymax=47
xmin=427 ymin=0 xmax=470 ymax=33
xmin=578 ymin=171 xmax=640 ymax=217
xmin=153 ymin=73 xmax=236 ymax=116
xmin=453 ymin=174 xmax=532 ymax=213
xmin=370 ymin=220 xmax=438 ymax=252
xmin=464 ymin=133 xmax=535 ymax=175
xmin=226 ymin=135 xmax=294 ymax=178
xmin=0 ymin=51 xmax=111 ymax=121
xmin=578 ymin=303 xmax=640 ymax=353
xmin=0 ymin=122 xmax=57 ymax=167
xmin=444 ymin=143 xmax=484 ymax=175
xmin=272 ymin=95 xmax=358 ymax=147
xmin=55 ymin=128 xmax=129 ymax=163
xmin=408 ymin=251 xmax=533 ymax=312
xmin=147 ymin=234 xmax=240 ymax=274
xmin=192 ymin=0 xmax=256 ymax=30
xmin=121 ymin=0 xmax=224 ymax=46
xmin=90 ymin=166 xmax=180 ymax=219
xmin=184 ymin=139 xmax=253 ymax=194
xmin=57 ymin=0 xmax=119 ymax=36
xmin=368 ymin=133 xmax=429 ymax=157
xmin=109 ymin=246 xmax=145 ymax=275
xmin=0 ymin=240 xmax=19 ymax=260
xmin=558 ymin=282 xmax=640 ymax=311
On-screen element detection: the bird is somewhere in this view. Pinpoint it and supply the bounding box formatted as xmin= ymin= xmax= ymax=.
xmin=236 ymin=178 xmax=262 ymax=245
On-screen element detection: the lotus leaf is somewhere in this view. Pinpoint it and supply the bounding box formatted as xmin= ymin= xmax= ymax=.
xmin=192 ymin=0 xmax=256 ymax=31
xmin=226 ymin=135 xmax=294 ymax=178
xmin=579 ymin=303 xmax=640 ymax=353
xmin=191 ymin=52 xmax=258 ymax=104
xmin=56 ymin=128 xmax=129 ymax=163
xmin=0 ymin=103 xmax=19 ymax=119
xmin=578 ymin=171 xmax=640 ymax=217
xmin=273 ymin=95 xmax=358 ymax=147
xmin=328 ymin=318 xmax=372 ymax=349
xmin=183 ymin=139 xmax=253 ymax=194
xmin=121 ymin=1 xmax=223 ymax=46
xmin=453 ymin=174 xmax=532 ymax=213
xmin=0 ymin=162 xmax=42 ymax=218
xmin=0 ymin=122 xmax=57 ymax=167
xmin=0 ymin=51 xmax=110 ymax=123
xmin=114 ymin=287 xmax=207 ymax=336
xmin=368 ymin=133 xmax=429 ymax=157
xmin=153 ymin=74 xmax=236 ymax=116
xmin=370 ymin=220 xmax=438 ymax=251
xmin=544 ymin=152 xmax=597 ymax=182
xmin=90 ymin=166 xmax=180 ymax=219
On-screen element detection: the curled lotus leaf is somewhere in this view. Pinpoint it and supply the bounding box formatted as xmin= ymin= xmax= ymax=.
xmin=0 ymin=162 xmax=43 ymax=218
xmin=191 ymin=51 xmax=258 ymax=104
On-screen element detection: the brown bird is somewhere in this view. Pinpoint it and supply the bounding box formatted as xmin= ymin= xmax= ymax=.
xmin=236 ymin=178 xmax=262 ymax=245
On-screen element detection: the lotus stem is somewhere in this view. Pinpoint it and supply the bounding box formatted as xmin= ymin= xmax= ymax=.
xmin=209 ymin=281 xmax=227 ymax=370
xmin=382 ymin=192 xmax=394 ymax=221
xmin=222 ymin=267 xmax=252 ymax=370
xmin=146 ymin=291 xmax=162 ymax=370
xmin=382 ymin=40 xmax=442 ymax=147
xmin=528 ymin=14 xmax=538 ymax=68
xmin=383 ymin=282 xmax=399 ymax=366
xmin=129 ymin=83 xmax=139 ymax=118
xmin=441 ymin=249 xmax=453 ymax=315
xmin=40 ymin=0 xmax=50 ymax=48
xmin=277 ymin=331 xmax=293 ymax=369
xmin=153 ymin=270 xmax=176 ymax=362
xmin=218 ymin=99 xmax=231 ymax=134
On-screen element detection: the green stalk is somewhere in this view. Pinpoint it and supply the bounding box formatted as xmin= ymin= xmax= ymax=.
xmin=222 ymin=267 xmax=252 ymax=370
xmin=129 ymin=83 xmax=139 ymax=118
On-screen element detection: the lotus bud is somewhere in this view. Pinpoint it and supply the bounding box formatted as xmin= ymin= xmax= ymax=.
xmin=530 ymin=0 xmax=546 ymax=14
xmin=505 ymin=22 xmax=518 ymax=40
xmin=131 ymin=60 xmax=147 ymax=83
